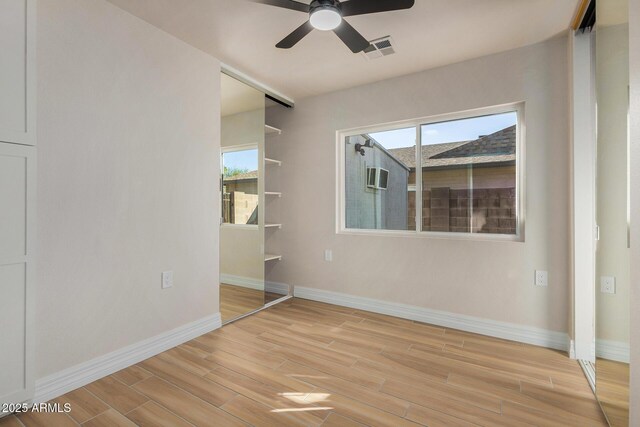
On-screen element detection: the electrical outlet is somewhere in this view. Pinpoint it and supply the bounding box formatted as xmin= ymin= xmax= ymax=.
xmin=535 ymin=270 xmax=548 ymax=287
xmin=600 ymin=276 xmax=616 ymax=294
xmin=161 ymin=271 xmax=173 ymax=289
xmin=324 ymin=250 xmax=333 ymax=262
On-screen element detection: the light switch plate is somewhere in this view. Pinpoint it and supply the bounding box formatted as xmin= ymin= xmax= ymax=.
xmin=324 ymin=250 xmax=333 ymax=262
xmin=600 ymin=276 xmax=616 ymax=294
xmin=535 ymin=270 xmax=548 ymax=287
xmin=162 ymin=271 xmax=174 ymax=289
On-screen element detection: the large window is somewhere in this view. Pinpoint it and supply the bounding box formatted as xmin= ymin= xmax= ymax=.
xmin=339 ymin=104 xmax=523 ymax=239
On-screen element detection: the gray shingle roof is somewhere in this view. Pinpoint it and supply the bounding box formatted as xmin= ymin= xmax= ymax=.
xmin=387 ymin=141 xmax=468 ymax=169
xmin=432 ymin=125 xmax=516 ymax=159
xmin=387 ymin=125 xmax=516 ymax=169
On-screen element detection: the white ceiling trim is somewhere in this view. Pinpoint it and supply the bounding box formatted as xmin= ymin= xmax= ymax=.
xmin=222 ymin=63 xmax=295 ymax=106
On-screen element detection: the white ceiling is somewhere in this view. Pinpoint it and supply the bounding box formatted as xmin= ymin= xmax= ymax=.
xmin=221 ymin=73 xmax=265 ymax=117
xmin=107 ymin=0 xmax=580 ymax=100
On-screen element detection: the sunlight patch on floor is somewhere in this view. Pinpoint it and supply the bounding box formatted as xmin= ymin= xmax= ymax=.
xmin=271 ymin=407 xmax=334 ymax=413
xmin=279 ymin=392 xmax=332 ymax=404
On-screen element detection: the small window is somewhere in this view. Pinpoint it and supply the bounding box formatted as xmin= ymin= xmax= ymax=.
xmin=366 ymin=167 xmax=377 ymax=188
xmin=366 ymin=167 xmax=389 ymax=190
xmin=339 ymin=103 xmax=523 ymax=239
xmin=378 ymin=169 xmax=389 ymax=190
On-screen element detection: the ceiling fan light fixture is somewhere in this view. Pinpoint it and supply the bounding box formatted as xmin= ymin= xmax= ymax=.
xmin=309 ymin=7 xmax=342 ymax=31
xmin=262 ymin=0 xmax=415 ymax=51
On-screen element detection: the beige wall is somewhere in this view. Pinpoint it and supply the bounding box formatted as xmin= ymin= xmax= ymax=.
xmin=37 ymin=0 xmax=220 ymax=378
xmin=628 ymin=0 xmax=639 ymax=423
xmin=221 ymin=109 xmax=264 ymax=147
xmin=595 ymin=24 xmax=631 ymax=344
xmin=219 ymin=226 xmax=263 ymax=283
xmin=267 ymin=37 xmax=570 ymax=333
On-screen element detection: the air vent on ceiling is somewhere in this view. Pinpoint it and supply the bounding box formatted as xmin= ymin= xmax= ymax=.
xmin=361 ymin=36 xmax=396 ymax=60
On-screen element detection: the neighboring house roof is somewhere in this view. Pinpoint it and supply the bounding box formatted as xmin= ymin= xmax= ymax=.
xmin=388 ymin=125 xmax=516 ymax=169
xmin=224 ymin=170 xmax=258 ymax=181
xmin=388 ymin=141 xmax=468 ymax=169
xmin=432 ymin=125 xmax=516 ymax=158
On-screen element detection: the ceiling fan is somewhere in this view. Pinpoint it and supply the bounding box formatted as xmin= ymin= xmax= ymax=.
xmin=252 ymin=0 xmax=415 ymax=53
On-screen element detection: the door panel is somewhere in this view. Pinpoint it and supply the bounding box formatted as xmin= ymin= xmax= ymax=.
xmin=0 ymin=0 xmax=36 ymax=146
xmin=0 ymin=143 xmax=35 ymax=405
xmin=0 ymin=155 xmax=27 ymax=259
xmin=0 ymin=263 xmax=27 ymax=398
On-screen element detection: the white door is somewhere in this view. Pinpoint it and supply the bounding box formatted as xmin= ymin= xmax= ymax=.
xmin=0 ymin=0 xmax=36 ymax=406
xmin=0 ymin=143 xmax=35 ymax=405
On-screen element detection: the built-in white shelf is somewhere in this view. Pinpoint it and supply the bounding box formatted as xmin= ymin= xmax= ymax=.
xmin=265 ymin=126 xmax=281 ymax=264
xmin=265 ymin=125 xmax=282 ymax=135
xmin=264 ymin=158 xmax=281 ymax=166
xmin=264 ymin=253 xmax=282 ymax=262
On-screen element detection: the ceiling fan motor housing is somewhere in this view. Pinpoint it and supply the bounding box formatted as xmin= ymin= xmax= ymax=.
xmin=309 ymin=0 xmax=342 ymax=15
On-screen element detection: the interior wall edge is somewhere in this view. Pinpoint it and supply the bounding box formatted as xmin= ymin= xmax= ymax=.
xmin=628 ymin=0 xmax=640 ymax=423
xmin=32 ymin=313 xmax=222 ymax=404
xmin=294 ymin=286 xmax=570 ymax=352
xmin=570 ymin=29 xmax=597 ymax=361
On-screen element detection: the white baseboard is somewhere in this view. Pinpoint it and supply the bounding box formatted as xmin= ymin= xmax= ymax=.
xmin=34 ymin=313 xmax=221 ymax=403
xmin=294 ymin=286 xmax=569 ymax=351
xmin=220 ymin=274 xmax=263 ymax=290
xmin=596 ymin=339 xmax=630 ymax=363
xmin=221 ymin=275 xmax=290 ymax=296
xmin=266 ymin=281 xmax=290 ymax=296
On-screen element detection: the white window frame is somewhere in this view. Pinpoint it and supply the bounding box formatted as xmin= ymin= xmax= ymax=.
xmin=336 ymin=102 xmax=526 ymax=242
xmin=221 ymin=143 xmax=260 ymax=230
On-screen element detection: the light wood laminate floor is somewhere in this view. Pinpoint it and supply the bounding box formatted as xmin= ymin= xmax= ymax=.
xmin=220 ymin=284 xmax=283 ymax=323
xmin=3 ymin=298 xmax=606 ymax=427
xmin=597 ymin=358 xmax=629 ymax=427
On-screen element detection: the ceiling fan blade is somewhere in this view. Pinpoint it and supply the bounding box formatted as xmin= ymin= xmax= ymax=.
xmin=333 ymin=20 xmax=370 ymax=53
xmin=276 ymin=20 xmax=315 ymax=49
xmin=341 ymin=0 xmax=415 ymax=17
xmin=251 ymin=0 xmax=310 ymax=13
